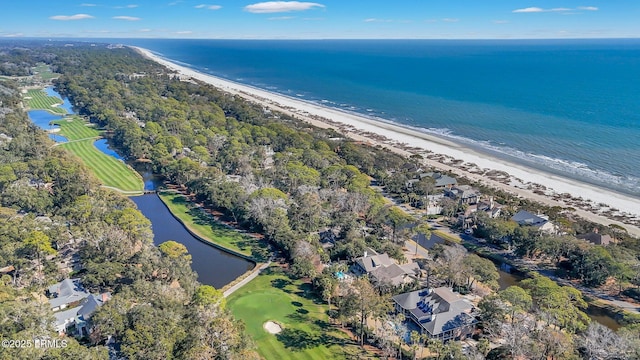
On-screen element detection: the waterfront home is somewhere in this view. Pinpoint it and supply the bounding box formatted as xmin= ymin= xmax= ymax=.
xmin=511 ymin=210 xmax=557 ymax=234
xmin=392 ymin=287 xmax=477 ymax=342
xmin=445 ymin=185 xmax=480 ymax=205
xmin=353 ymin=252 xmax=420 ymax=287
xmin=422 ymin=172 xmax=457 ymax=189
xmin=577 ymin=228 xmax=612 ymax=246
xmin=458 ymin=196 xmax=503 ymax=229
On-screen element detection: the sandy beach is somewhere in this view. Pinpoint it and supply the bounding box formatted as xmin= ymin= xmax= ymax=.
xmin=133 ymin=46 xmax=640 ymax=237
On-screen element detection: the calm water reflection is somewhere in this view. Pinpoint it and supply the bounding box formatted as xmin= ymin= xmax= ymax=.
xmin=28 ymin=110 xmax=63 ymax=130
xmin=93 ymin=139 xmax=125 ymax=161
xmin=131 ymin=194 xmax=254 ymax=289
xmin=48 ymin=133 xmax=68 ymax=143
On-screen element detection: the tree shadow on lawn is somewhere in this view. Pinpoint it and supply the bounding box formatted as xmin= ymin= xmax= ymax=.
xmin=183 ymin=202 xmax=269 ymax=261
xmin=286 ymin=312 xmax=310 ymax=324
xmin=295 ymin=283 xmax=324 ymax=305
xmin=271 ymin=278 xmax=293 ymax=292
xmin=276 ymin=328 xmax=350 ymax=352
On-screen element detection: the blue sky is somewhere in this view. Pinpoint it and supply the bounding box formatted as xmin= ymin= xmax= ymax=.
xmin=1 ymin=1 xmax=638 ymax=39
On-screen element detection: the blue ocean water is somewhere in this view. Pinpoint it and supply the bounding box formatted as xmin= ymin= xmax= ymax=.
xmin=121 ymin=39 xmax=640 ymax=197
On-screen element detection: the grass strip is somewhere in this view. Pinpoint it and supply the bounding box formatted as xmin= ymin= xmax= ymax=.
xmin=158 ymin=192 xmax=267 ymax=260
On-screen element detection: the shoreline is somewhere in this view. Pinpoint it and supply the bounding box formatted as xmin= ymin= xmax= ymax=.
xmin=132 ymin=46 xmax=640 ymax=237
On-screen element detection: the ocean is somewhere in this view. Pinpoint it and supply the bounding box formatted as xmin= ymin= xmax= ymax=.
xmin=120 ymin=39 xmax=640 ymax=198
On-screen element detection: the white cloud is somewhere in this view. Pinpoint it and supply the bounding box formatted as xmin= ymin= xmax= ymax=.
xmin=244 ymin=1 xmax=325 ymax=14
xmin=493 ymin=20 xmax=509 ymax=24
xmin=176 ymin=30 xmax=193 ymax=34
xmin=139 ymin=28 xmax=152 ymax=32
xmin=80 ymin=3 xmax=98 ymax=6
xmin=195 ymin=4 xmax=222 ymax=10
xmin=442 ymin=18 xmax=459 ymax=23
xmin=513 ymin=7 xmax=545 ymax=13
xmin=50 ymin=14 xmax=95 ymax=20
xmin=364 ymin=18 xmax=392 ymax=23
xmin=1 ymin=33 xmax=24 ymax=38
xmin=513 ymin=6 xmax=598 ymax=13
xmin=113 ymin=16 xmax=141 ymax=21
xmin=269 ymin=16 xmax=295 ymax=20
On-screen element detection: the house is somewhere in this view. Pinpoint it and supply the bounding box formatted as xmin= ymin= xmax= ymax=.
xmin=392 ymin=287 xmax=477 ymax=342
xmin=353 ymin=252 xmax=420 ymax=287
xmin=445 ymin=185 xmax=480 ymax=205
xmin=421 ymin=172 xmax=457 ymax=189
xmin=47 ymin=279 xmax=111 ymax=335
xmin=48 ymin=279 xmax=89 ymax=312
xmin=511 ymin=210 xmax=557 ymax=234
xmin=476 ymin=197 xmax=502 ymax=218
xmin=577 ymin=229 xmax=612 ymax=246
xmin=370 ymin=262 xmax=420 ymax=287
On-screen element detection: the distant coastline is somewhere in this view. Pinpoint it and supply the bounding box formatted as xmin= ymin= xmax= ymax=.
xmin=131 ymin=46 xmax=640 ymax=236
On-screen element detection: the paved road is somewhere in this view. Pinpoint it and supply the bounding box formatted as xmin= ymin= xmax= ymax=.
xmin=223 ymin=261 xmax=271 ymax=298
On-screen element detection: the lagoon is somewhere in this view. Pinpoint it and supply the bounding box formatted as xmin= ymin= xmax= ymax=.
xmin=131 ymin=194 xmax=254 ymax=289
xmin=93 ymin=139 xmax=125 ymax=161
xmin=28 ymin=110 xmax=63 ymax=130
xmin=44 ymin=86 xmax=75 ymax=114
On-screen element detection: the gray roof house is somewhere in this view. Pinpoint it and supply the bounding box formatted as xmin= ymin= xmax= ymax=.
xmin=445 ymin=185 xmax=480 ymax=205
xmin=47 ymin=279 xmax=111 ymax=335
xmin=370 ymin=262 xmax=420 ymax=287
xmin=393 ymin=287 xmax=477 ymax=342
xmin=511 ymin=210 xmax=557 ymax=233
xmin=354 ymin=252 xmax=420 ymax=287
xmin=354 ymin=252 xmax=394 ymax=274
xmin=421 ymin=172 xmax=457 ymax=189
xmin=48 ymin=278 xmax=90 ymax=311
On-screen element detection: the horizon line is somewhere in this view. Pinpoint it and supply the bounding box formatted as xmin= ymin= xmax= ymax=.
xmin=2 ymin=36 xmax=640 ymax=41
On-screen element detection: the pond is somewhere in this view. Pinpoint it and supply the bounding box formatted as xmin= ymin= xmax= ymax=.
xmin=133 ymin=163 xmax=163 ymax=191
xmin=48 ymin=133 xmax=68 ymax=143
xmin=28 ymin=110 xmax=63 ymax=130
xmin=44 ymin=86 xmax=75 ymax=114
xmin=93 ymin=139 xmax=125 ymax=161
xmin=131 ymin=194 xmax=254 ymax=289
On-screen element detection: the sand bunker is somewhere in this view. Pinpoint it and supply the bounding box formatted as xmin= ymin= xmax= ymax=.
xmin=263 ymin=321 xmax=282 ymax=334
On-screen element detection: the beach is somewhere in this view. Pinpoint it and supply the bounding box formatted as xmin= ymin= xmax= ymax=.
xmin=133 ymin=46 xmax=640 ymax=237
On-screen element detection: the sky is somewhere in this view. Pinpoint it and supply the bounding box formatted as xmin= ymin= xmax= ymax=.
xmin=1 ymin=1 xmax=638 ymax=39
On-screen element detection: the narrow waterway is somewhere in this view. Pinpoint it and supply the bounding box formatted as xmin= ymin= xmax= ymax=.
xmin=131 ymin=194 xmax=254 ymax=289
xmin=497 ymin=268 xmax=621 ymax=330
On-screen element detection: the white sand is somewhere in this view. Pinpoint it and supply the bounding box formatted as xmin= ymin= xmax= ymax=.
xmin=263 ymin=321 xmax=282 ymax=334
xmin=132 ymin=47 xmax=640 ymax=236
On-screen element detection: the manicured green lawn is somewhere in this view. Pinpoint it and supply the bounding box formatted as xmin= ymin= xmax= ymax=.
xmin=58 ymin=139 xmax=143 ymax=193
xmin=25 ymin=89 xmax=66 ymax=114
xmin=158 ymin=192 xmax=268 ymax=260
xmin=51 ymin=117 xmax=100 ymax=141
xmin=33 ymin=64 xmax=59 ymax=80
xmin=227 ymin=267 xmax=373 ymax=360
